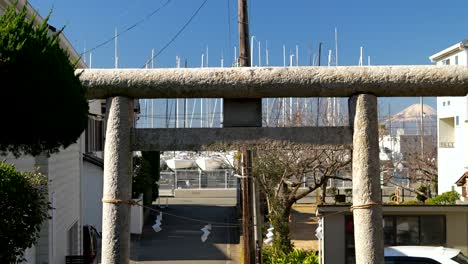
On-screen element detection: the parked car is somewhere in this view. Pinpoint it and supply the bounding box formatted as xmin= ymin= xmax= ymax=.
xmin=385 ymin=246 xmax=468 ymax=264
xmin=83 ymin=225 xmax=100 ymax=264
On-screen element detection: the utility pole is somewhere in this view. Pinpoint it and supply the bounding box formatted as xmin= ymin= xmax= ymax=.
xmin=237 ymin=0 xmax=258 ymax=263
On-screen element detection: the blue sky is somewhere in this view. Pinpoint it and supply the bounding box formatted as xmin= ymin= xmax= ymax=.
xmin=28 ymin=0 xmax=468 ymax=114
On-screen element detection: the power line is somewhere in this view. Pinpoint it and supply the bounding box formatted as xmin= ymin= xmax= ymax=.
xmin=80 ymin=0 xmax=172 ymax=57
xmin=142 ymin=0 xmax=209 ymax=68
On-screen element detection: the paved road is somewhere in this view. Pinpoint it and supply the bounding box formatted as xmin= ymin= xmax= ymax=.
xmin=130 ymin=198 xmax=240 ymax=264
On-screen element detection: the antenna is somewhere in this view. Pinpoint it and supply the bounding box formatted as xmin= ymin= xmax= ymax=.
xmin=335 ymin=27 xmax=338 ymax=66
xmin=114 ymin=28 xmax=118 ymax=68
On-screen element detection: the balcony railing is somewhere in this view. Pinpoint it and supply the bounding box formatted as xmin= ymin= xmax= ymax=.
xmin=439 ymin=141 xmax=455 ymax=148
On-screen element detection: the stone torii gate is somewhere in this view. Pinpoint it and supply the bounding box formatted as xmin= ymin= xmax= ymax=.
xmin=79 ymin=65 xmax=468 ymax=264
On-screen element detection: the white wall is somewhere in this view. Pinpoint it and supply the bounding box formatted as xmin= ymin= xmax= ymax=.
xmin=82 ymin=161 xmax=103 ymax=232
xmin=436 ymin=48 xmax=468 ymax=194
xmin=323 ymin=213 xmax=345 ymax=264
xmin=47 ymin=140 xmax=82 ymax=263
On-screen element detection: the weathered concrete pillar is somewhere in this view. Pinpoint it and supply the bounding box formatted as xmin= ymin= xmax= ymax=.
xmin=101 ymin=96 xmax=133 ymax=264
xmin=351 ymin=94 xmax=383 ymax=264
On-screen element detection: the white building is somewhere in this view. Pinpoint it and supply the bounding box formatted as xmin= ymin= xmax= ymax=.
xmin=430 ymin=40 xmax=468 ymax=196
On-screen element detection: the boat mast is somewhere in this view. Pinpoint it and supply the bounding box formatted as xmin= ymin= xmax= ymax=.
xmin=114 ymin=28 xmax=118 ymax=69
xmin=335 ymin=27 xmax=338 ymax=66
xmin=296 ymin=45 xmax=299 ymax=66
xmin=258 ymin=40 xmax=261 ymax=67
xmin=359 ymin=46 xmax=363 ymax=66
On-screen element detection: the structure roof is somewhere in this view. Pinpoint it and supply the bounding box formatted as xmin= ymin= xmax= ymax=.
xmin=429 ymin=39 xmax=468 ymax=62
xmin=456 ymin=172 xmax=468 ymax=186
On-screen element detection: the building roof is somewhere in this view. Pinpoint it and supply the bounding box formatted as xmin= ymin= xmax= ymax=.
xmin=83 ymin=153 xmax=104 ymax=168
xmin=429 ymin=40 xmax=468 ymax=62
xmin=456 ymin=172 xmax=468 ymax=186
xmin=0 ymin=0 xmax=86 ymax=68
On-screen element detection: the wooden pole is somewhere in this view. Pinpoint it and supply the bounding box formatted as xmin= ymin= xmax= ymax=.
xmin=238 ymin=1 xmax=256 ymax=263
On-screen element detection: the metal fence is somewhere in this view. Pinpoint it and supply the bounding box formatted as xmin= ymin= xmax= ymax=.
xmin=159 ymin=169 xmax=237 ymax=193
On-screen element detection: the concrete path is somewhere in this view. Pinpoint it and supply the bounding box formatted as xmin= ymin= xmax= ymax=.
xmin=130 ymin=198 xmax=240 ymax=264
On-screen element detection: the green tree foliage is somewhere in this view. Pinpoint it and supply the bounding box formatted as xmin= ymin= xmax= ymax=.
xmin=133 ymin=151 xmax=160 ymax=206
xmin=262 ymin=247 xmax=318 ymax=264
xmin=0 ymin=3 xmax=88 ymax=157
xmin=426 ymin=191 xmax=460 ymax=205
xmin=0 ymin=162 xmax=50 ymax=263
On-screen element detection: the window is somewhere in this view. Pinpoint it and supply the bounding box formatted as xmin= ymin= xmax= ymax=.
xmin=345 ymin=215 xmax=446 ymax=262
xmin=443 ymin=102 xmax=446 ymax=106
xmin=385 ymin=256 xmax=441 ymax=263
xmin=443 ymin=59 xmax=451 ymax=65
xmin=452 ymin=253 xmax=468 ymax=264
xmin=448 ymin=100 xmax=451 ymax=106
xmin=384 ymin=217 xmax=395 ymax=246
xmin=396 ymin=216 xmax=419 ymax=245
xmin=420 ymin=216 xmax=445 ymax=245
xmin=439 ymin=117 xmax=455 ymax=148
xmin=85 ymin=118 xmax=103 ymax=153
xmin=455 ymin=56 xmax=459 ymax=65
xmin=456 ymin=116 xmax=460 ymax=126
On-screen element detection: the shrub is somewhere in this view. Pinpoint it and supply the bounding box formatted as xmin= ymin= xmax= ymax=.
xmin=133 ymin=151 xmax=160 ymax=206
xmin=0 ymin=3 xmax=88 ymax=157
xmin=401 ymin=200 xmax=423 ymax=205
xmin=262 ymin=247 xmax=319 ymax=264
xmin=425 ymin=191 xmax=460 ymax=205
xmin=0 ymin=162 xmax=50 ymax=263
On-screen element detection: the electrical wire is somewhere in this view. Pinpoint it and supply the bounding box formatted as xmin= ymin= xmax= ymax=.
xmin=80 ymin=0 xmax=172 ymax=57
xmin=139 ymin=202 xmax=240 ymax=227
xmin=142 ymin=0 xmax=210 ymax=68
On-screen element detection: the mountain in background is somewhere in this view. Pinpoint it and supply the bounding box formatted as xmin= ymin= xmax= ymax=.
xmin=381 ymin=104 xmax=437 ymax=136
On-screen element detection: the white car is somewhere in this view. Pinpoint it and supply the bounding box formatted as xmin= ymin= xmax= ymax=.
xmin=385 ymin=246 xmax=468 ymax=264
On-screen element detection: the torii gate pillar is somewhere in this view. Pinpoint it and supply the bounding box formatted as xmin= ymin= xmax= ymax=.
xmin=350 ymin=94 xmax=384 ymax=263
xmin=101 ymin=96 xmax=134 ymax=264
